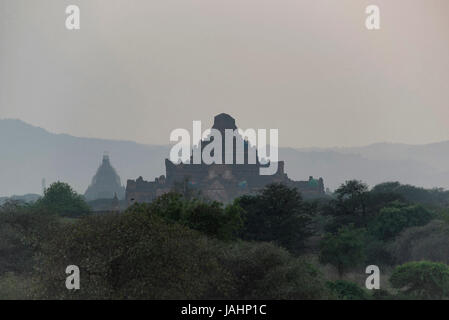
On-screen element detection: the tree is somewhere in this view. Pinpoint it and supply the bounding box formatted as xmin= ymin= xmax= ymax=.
xmin=319 ymin=224 xmax=366 ymax=277
xmin=389 ymin=220 xmax=449 ymax=265
xmin=128 ymin=192 xmax=243 ymax=241
xmin=390 ymin=261 xmax=449 ymax=299
xmin=185 ymin=201 xmax=243 ymax=241
xmin=326 ymin=280 xmax=368 ymax=300
xmin=35 ymin=182 xmax=90 ymax=217
xmin=371 ymin=182 xmax=402 ymax=194
xmin=218 ymin=242 xmax=330 ymax=299
xmin=324 ymin=180 xmax=429 ymax=233
xmin=372 ymin=182 xmax=449 ymax=207
xmin=0 ymin=201 xmax=59 ymax=276
xmin=334 ymin=180 xmax=369 ymax=224
xmin=363 ymin=235 xmax=394 ymax=266
xmin=35 ymin=211 xmax=229 ymax=299
xmin=369 ymin=202 xmax=434 ymax=241
xmin=236 ymin=183 xmax=312 ymax=253
xmin=35 ymin=208 xmax=331 ymax=300
xmin=0 ymin=201 xmax=60 ymax=299
xmin=334 ymin=180 xmax=369 ymax=215
xmin=323 ymin=180 xmax=371 ymax=232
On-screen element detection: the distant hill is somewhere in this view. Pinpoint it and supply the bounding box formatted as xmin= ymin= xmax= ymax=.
xmin=1 ymin=118 xmax=449 ymax=196
xmin=0 ymin=119 xmax=169 ymax=196
xmin=0 ymin=193 xmax=41 ymax=205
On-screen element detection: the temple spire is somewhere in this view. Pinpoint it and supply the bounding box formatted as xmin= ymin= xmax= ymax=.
xmin=84 ymin=153 xmax=125 ymax=201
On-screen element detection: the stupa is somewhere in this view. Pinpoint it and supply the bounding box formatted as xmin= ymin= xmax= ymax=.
xmin=85 ymin=153 xmax=125 ymax=201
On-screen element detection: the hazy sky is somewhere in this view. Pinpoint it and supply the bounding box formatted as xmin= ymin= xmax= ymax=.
xmin=1 ymin=0 xmax=449 ymax=148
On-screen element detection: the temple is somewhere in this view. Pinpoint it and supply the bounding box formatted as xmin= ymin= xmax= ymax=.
xmin=126 ymin=114 xmax=324 ymax=204
xmin=85 ymin=153 xmax=125 ymax=201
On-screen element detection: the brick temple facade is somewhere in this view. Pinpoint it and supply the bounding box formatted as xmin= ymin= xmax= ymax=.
xmin=126 ymin=114 xmax=324 ymax=205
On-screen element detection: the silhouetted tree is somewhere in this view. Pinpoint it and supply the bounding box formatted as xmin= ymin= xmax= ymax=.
xmin=35 ymin=212 xmax=228 ymax=299
xmin=128 ymin=192 xmax=243 ymax=241
xmin=390 ymin=261 xmax=449 ymax=299
xmin=218 ymin=242 xmax=331 ymax=299
xmin=372 ymin=182 xmax=449 ymax=207
xmin=319 ymin=224 xmax=365 ymax=277
xmin=326 ymin=280 xmax=368 ymax=300
xmin=236 ymin=183 xmax=313 ymax=253
xmin=369 ymin=201 xmax=434 ymax=241
xmin=34 ymin=182 xmax=90 ymax=217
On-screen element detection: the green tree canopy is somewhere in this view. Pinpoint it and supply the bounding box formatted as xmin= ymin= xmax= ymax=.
xmin=389 ymin=220 xmax=449 ymax=265
xmin=319 ymin=224 xmax=366 ymax=276
xmin=35 ymin=207 xmax=330 ymax=300
xmin=326 ymin=280 xmax=368 ymax=300
xmin=236 ymin=183 xmax=313 ymax=253
xmin=36 ymin=211 xmax=228 ymax=299
xmin=369 ymin=201 xmax=434 ymax=241
xmin=0 ymin=201 xmax=59 ymax=276
xmin=372 ymin=182 xmax=449 ymax=207
xmin=335 ymin=180 xmax=369 ymax=203
xmin=35 ymin=182 xmax=90 ymax=217
xmin=390 ymin=261 xmax=449 ymax=299
xmin=127 ymin=192 xmax=243 ymax=241
xmin=324 ymin=180 xmax=371 ymax=231
xmin=218 ymin=242 xmax=330 ymax=299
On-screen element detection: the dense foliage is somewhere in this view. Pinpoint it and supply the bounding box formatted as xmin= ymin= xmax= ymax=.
xmin=2 ymin=179 xmax=449 ymax=300
xmin=236 ymin=183 xmax=313 ymax=253
xmin=128 ymin=192 xmax=243 ymax=241
xmin=389 ymin=220 xmax=449 ymax=265
xmin=319 ymin=225 xmax=366 ymax=276
xmin=326 ymin=280 xmax=368 ymax=300
xmin=390 ymin=261 xmax=449 ymax=299
xmin=34 ymin=182 xmax=90 ymax=217
xmin=35 ymin=209 xmax=329 ymax=299
xmin=369 ymin=202 xmax=434 ymax=240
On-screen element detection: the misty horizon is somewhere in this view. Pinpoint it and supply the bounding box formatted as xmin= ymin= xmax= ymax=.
xmin=2 ymin=0 xmax=449 ymax=304
xmin=2 ymin=116 xmax=449 ymax=198
xmin=4 ymin=116 xmax=449 ymax=150
xmin=1 ymin=0 xmax=449 ymax=149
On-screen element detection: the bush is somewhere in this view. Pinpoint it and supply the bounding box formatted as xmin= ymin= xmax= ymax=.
xmin=33 ymin=205 xmax=331 ymax=299
xmin=319 ymin=225 xmax=366 ymax=276
xmin=369 ymin=202 xmax=434 ymax=241
xmin=237 ymin=183 xmax=312 ymax=253
xmin=0 ymin=201 xmax=59 ymax=276
xmin=372 ymin=182 xmax=449 ymax=207
xmin=389 ymin=220 xmax=449 ymax=265
xmin=0 ymin=272 xmax=33 ymax=300
xmin=364 ymin=237 xmax=394 ymax=266
xmin=323 ymin=180 xmax=373 ymax=232
xmin=129 ymin=192 xmax=243 ymax=241
xmin=35 ymin=211 xmax=229 ymax=299
xmin=326 ymin=280 xmax=368 ymax=300
xmin=218 ymin=242 xmax=330 ymax=299
xmin=34 ymin=182 xmax=90 ymax=217
xmin=390 ymin=261 xmax=449 ymax=299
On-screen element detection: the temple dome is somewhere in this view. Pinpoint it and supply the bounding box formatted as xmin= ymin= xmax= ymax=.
xmin=212 ymin=113 xmax=237 ymax=133
xmin=84 ymin=153 xmax=125 ymax=201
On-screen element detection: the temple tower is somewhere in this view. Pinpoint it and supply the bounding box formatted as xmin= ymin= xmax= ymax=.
xmin=84 ymin=152 xmax=125 ymax=201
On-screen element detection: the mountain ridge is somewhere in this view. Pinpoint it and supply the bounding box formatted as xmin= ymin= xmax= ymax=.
xmin=1 ymin=118 xmax=449 ymax=196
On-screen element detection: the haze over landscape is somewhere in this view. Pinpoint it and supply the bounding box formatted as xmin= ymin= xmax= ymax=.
xmin=3 ymin=0 xmax=449 ymax=302
xmin=1 ymin=0 xmax=449 ymax=196
xmin=1 ymin=0 xmax=449 ymax=148
xmin=2 ymin=118 xmax=449 ymax=197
